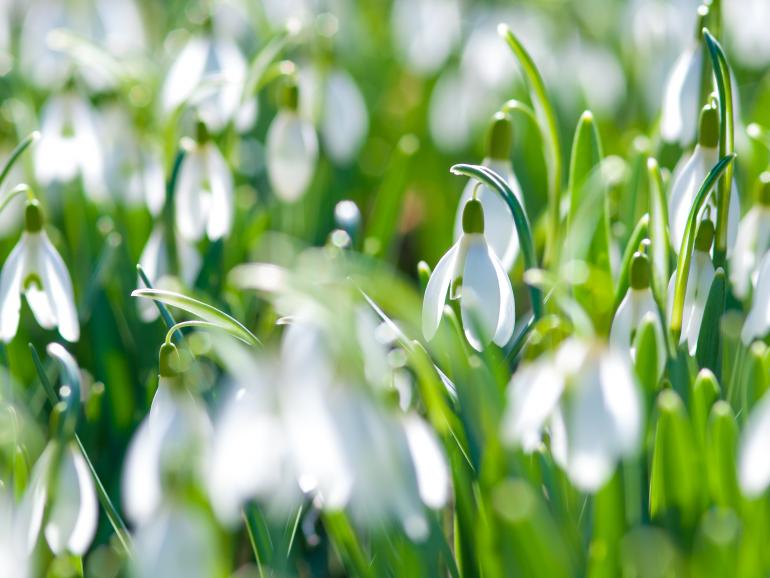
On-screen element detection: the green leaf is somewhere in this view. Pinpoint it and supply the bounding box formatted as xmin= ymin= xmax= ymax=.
xmin=690 ymin=369 xmax=720 ymax=452
xmin=0 ymin=132 xmax=38 ymax=190
xmin=568 ymin=111 xmax=610 ymax=278
xmin=132 ymin=288 xmax=260 ymax=346
xmin=647 ymin=157 xmax=671 ymax=302
xmin=705 ymin=401 xmax=740 ymax=509
xmin=696 ymin=268 xmax=726 ymax=374
xmin=588 ymin=472 xmax=624 ymax=578
xmin=242 ymin=28 xmax=293 ymax=101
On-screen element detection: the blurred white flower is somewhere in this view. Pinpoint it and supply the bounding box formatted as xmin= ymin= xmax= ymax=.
xmin=266 ymin=82 xmax=318 ymax=203
xmin=666 ymin=220 xmax=715 ymax=355
xmin=161 ymin=34 xmax=255 ymax=133
xmin=131 ymin=503 xmax=222 ymax=578
xmin=730 ymin=174 xmax=770 ymax=301
xmin=122 ymin=356 xmax=211 ymax=526
xmin=175 ymin=132 xmax=234 ymax=242
xmin=660 ymin=41 xmax=702 ymax=147
xmin=0 ymin=489 xmax=28 ymax=578
xmin=724 ymin=0 xmax=770 ymax=69
xmin=668 ymin=106 xmax=739 ymax=255
xmin=738 ymin=389 xmax=770 ymax=497
xmin=502 ymin=338 xmax=643 ymax=492
xmin=423 ymin=198 xmax=515 ymax=350
xmin=452 ymin=115 xmax=523 ymax=271
xmin=0 ymin=200 xmax=79 ymax=343
xmin=35 ymin=92 xmax=107 ymax=203
xmin=391 ymin=0 xmax=461 ymax=75
xmin=741 ymin=252 xmax=770 ymax=345
xmin=610 ymin=253 xmax=666 ymax=378
xmin=17 ymin=440 xmax=97 ymax=556
xmin=300 ymin=66 xmax=368 ymax=165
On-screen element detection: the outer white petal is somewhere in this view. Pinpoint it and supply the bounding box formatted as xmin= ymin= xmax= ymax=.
xmin=742 ymin=252 xmax=770 ymax=344
xmin=204 ymin=144 xmax=233 ymax=240
xmin=683 ymin=251 xmax=715 ymax=354
xmin=175 ymin=149 xmax=207 ymax=242
xmin=660 ymin=44 xmax=702 ymax=146
xmin=598 ymin=352 xmax=643 ymax=455
xmin=403 ymin=415 xmax=449 ymax=509
xmin=452 ymin=158 xmax=522 ymax=270
xmin=0 ymin=236 xmax=26 ymax=342
xmin=44 ymin=444 xmax=97 ymax=555
xmin=502 ymin=358 xmax=564 ymax=452
xmin=421 ymin=242 xmax=459 ymax=341
xmin=730 ymin=207 xmax=761 ymax=299
xmin=609 ymin=291 xmax=634 ymax=352
xmin=738 ymin=392 xmax=770 ymax=497
xmin=491 ymin=247 xmax=515 ymax=346
xmin=610 ymin=288 xmax=664 ymax=377
xmin=461 ymin=235 xmax=501 ymax=350
xmin=321 ymin=70 xmax=369 ymax=164
xmin=668 ymin=146 xmax=713 ymax=254
xmin=17 ymin=443 xmax=54 ymax=553
xmin=162 ymin=37 xmax=209 ymax=113
xmin=22 ymin=234 xmax=56 ymax=331
xmin=40 ymin=233 xmax=79 ymax=342
xmin=266 ymin=111 xmax=318 ymax=203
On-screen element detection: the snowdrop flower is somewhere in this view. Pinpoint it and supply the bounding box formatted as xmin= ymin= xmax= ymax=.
xmin=161 ymin=32 xmax=255 ymax=132
xmin=266 ymin=79 xmax=318 ymax=203
xmin=741 ymin=252 xmax=770 ymax=345
xmin=659 ymin=33 xmax=702 ymax=147
xmin=423 ymin=197 xmax=515 ymax=350
xmin=175 ymin=124 xmax=234 ymax=242
xmin=668 ymin=105 xmax=739 ymax=255
xmin=610 ymin=252 xmax=666 ymax=378
xmin=0 ymin=489 xmax=28 ymax=578
xmin=730 ymin=173 xmax=770 ymax=300
xmin=391 ymin=0 xmax=461 ymax=74
xmin=0 ymin=199 xmax=79 ymax=343
xmin=18 ymin=439 xmax=97 ymax=556
xmin=131 ymin=502 xmax=223 ymax=578
xmin=667 ymin=219 xmax=716 ymax=355
xmin=502 ymin=338 xmax=643 ymax=492
xmin=300 ymin=66 xmax=368 ymax=165
xmin=452 ymin=113 xmax=523 ymax=270
xmin=35 ymin=92 xmax=107 ymax=203
xmin=122 ymin=343 xmax=211 ymax=525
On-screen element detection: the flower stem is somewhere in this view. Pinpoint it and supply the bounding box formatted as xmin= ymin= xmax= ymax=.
xmin=0 ymin=131 xmax=39 ymax=190
xmin=164 ymin=319 xmax=224 ymax=345
xmin=450 ymin=163 xmax=543 ymax=319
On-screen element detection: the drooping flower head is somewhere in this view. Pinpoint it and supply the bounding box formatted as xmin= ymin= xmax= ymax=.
xmin=730 ymin=172 xmax=770 ymax=300
xmin=423 ymin=196 xmax=515 ymax=350
xmin=266 ymin=77 xmax=319 ymax=203
xmin=0 ymin=198 xmax=79 ymax=343
xmin=453 ymin=112 xmax=524 ymax=270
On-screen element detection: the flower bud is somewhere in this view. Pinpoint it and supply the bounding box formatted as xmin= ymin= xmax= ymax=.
xmin=24 ymin=199 xmax=43 ymax=233
xmin=461 ymin=198 xmax=485 ymax=234
xmin=487 ymin=112 xmax=513 ymax=161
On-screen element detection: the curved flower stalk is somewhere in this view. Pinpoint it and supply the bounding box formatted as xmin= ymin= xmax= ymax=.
xmin=668 ymin=105 xmax=739 ymax=255
xmin=122 ymin=343 xmax=211 ymax=526
xmin=730 ymin=173 xmax=770 ymax=300
xmin=162 ymin=32 xmax=256 ymax=132
xmin=667 ymin=219 xmax=715 ymax=355
xmin=18 ymin=439 xmax=97 ymax=556
xmin=740 ymin=252 xmax=770 ymax=345
xmin=502 ymin=337 xmax=643 ymax=492
xmin=423 ymin=198 xmax=515 ymax=350
xmin=300 ymin=66 xmax=369 ymax=165
xmin=35 ymin=92 xmax=107 ymax=203
xmin=610 ymin=252 xmax=666 ymax=379
xmin=452 ymin=113 xmax=524 ymax=271
xmin=266 ymin=78 xmax=318 ymax=203
xmin=175 ymin=125 xmax=234 ymax=242
xmin=0 ymin=199 xmax=79 ymax=343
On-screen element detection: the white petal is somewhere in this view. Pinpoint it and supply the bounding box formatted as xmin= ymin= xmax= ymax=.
xmin=683 ymin=251 xmax=715 ymax=354
xmin=403 ymin=415 xmax=449 ymax=509
xmin=742 ymin=252 xmax=770 ymax=344
xmin=660 ymin=44 xmax=702 ymax=146
xmin=320 ymin=70 xmax=369 ymax=164
xmin=490 ymin=248 xmax=515 ymax=347
xmin=730 ymin=207 xmax=761 ymax=299
xmin=162 ymin=37 xmax=209 ymax=113
xmin=266 ymin=112 xmax=318 ymax=203
xmin=175 ymin=149 xmax=207 ymax=242
xmin=739 ymin=392 xmax=770 ymax=497
xmin=421 ymin=243 xmax=459 ymax=341
xmin=461 ymin=235 xmax=500 ymax=350
xmin=0 ymin=236 xmax=26 ymax=342
xmin=17 ymin=443 xmax=54 ymax=553
xmin=45 ymin=444 xmax=97 ymax=555
xmin=122 ymin=417 xmax=164 ymax=525
xmin=40 ymin=234 xmax=79 ymax=342
xmin=22 ymin=234 xmax=56 ymax=331
xmin=668 ymin=146 xmax=714 ymax=254
xmin=598 ymin=352 xmax=643 ymax=455
xmin=204 ymin=145 xmax=233 ymax=240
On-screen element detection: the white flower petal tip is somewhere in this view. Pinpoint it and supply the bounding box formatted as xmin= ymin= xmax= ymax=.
xmin=0 ymin=231 xmax=79 ymax=343
xmin=422 ymin=233 xmax=514 ymax=349
xmin=266 ymin=111 xmax=318 ymax=203
xmin=739 ymin=394 xmax=770 ymax=498
xmin=610 ymin=288 xmax=665 ymax=378
xmin=404 ymin=415 xmax=449 ymax=510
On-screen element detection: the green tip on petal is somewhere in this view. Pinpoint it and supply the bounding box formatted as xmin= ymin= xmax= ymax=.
xmin=24 ymin=199 xmax=43 ymax=233
xmin=159 ymin=342 xmax=182 ymax=378
xmin=630 ymin=251 xmax=651 ymax=289
xmin=757 ymin=171 xmax=770 ymax=206
xmin=462 ymin=198 xmax=485 ymax=234
xmin=698 ymin=105 xmax=719 ymax=148
xmin=695 ymin=218 xmax=715 ymax=252
xmin=487 ymin=112 xmax=513 ymax=160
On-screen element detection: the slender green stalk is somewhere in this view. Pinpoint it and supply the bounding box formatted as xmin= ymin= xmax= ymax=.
xmin=0 ymin=184 xmax=31 ymax=218
xmin=499 ymin=25 xmax=562 ymax=268
xmin=136 ymin=264 xmax=183 ymax=341
xmin=670 ymin=154 xmax=734 ymax=338
xmin=703 ymin=29 xmax=734 ymax=268
xmin=164 ymin=320 xmax=225 ymax=345
xmin=0 ymin=131 xmax=39 ymax=190
xmin=450 ymin=163 xmax=543 ymax=319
